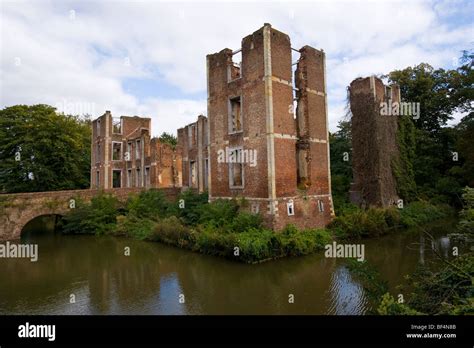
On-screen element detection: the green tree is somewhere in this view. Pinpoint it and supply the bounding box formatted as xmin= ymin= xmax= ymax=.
xmin=387 ymin=51 xmax=473 ymax=205
xmin=159 ymin=132 xmax=177 ymax=149
xmin=329 ymin=120 xmax=353 ymax=211
xmin=0 ymin=104 xmax=91 ymax=193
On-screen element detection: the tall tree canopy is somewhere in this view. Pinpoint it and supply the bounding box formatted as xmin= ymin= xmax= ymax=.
xmin=0 ymin=104 xmax=91 ymax=193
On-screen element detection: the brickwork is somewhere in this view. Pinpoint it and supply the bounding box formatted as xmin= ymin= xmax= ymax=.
xmin=207 ymin=24 xmax=333 ymax=230
xmin=177 ymin=115 xmax=209 ymax=192
xmin=0 ymin=188 xmax=179 ymax=241
xmin=91 ymin=111 xmax=182 ymax=190
xmin=349 ymin=76 xmax=400 ymax=207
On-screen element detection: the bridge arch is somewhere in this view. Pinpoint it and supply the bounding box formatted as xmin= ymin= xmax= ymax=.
xmin=0 ymin=187 xmax=179 ymax=241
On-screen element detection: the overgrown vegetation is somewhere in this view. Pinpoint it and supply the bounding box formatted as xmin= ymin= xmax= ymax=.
xmin=61 ymin=189 xmax=332 ymax=263
xmin=376 ymin=254 xmax=473 ymax=315
xmin=458 ymin=187 xmax=474 ymax=235
xmin=329 ymin=201 xmax=452 ymax=240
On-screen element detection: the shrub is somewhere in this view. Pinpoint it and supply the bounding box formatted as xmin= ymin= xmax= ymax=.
xmin=377 ymin=293 xmax=422 ymax=315
xmin=126 ymin=189 xmax=171 ymax=220
xmin=115 ymin=215 xmax=155 ymax=240
xmin=62 ymin=194 xmax=120 ymax=235
xmin=236 ymin=228 xmax=276 ymax=262
xmin=458 ymin=187 xmax=474 ymax=235
xmin=175 ymin=190 xmax=209 ymax=226
xmin=329 ymin=201 xmax=451 ymax=239
xmin=198 ymin=199 xmax=238 ymax=228
xmin=229 ymin=212 xmax=263 ymax=233
xmin=194 ymin=225 xmax=236 ymax=258
xmin=148 ymin=216 xmax=193 ymax=248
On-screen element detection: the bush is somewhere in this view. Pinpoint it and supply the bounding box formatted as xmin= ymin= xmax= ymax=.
xmin=229 ymin=212 xmax=263 ymax=233
xmin=377 ymin=293 xmax=422 ymax=315
xmin=197 ymin=198 xmax=238 ymax=228
xmin=399 ymin=201 xmax=451 ymax=228
xmin=115 ymin=215 xmax=155 ymax=240
xmin=458 ymin=187 xmax=474 ymax=235
xmin=147 ymin=216 xmax=193 ymax=248
xmin=62 ymin=194 xmax=120 ymax=235
xmin=126 ymin=189 xmax=171 ymax=220
xmin=329 ymin=201 xmax=451 ymax=239
xmin=194 ymin=224 xmax=236 ymax=258
xmin=175 ymin=190 xmax=209 ymax=226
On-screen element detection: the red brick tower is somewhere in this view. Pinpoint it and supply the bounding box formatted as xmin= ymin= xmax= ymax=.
xmin=207 ymin=24 xmax=333 ymax=230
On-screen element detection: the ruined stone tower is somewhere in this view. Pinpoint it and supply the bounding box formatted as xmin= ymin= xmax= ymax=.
xmin=348 ymin=76 xmax=401 ymax=207
xmin=206 ymin=23 xmax=333 ymax=230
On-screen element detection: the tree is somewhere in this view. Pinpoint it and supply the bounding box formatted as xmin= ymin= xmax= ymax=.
xmin=329 ymin=120 xmax=353 ymax=211
xmin=158 ymin=132 xmax=177 ymax=149
xmin=386 ymin=50 xmax=473 ymax=205
xmin=0 ymin=104 xmax=91 ymax=193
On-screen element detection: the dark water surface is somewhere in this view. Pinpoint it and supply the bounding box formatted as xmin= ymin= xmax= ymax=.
xmin=0 ymin=217 xmax=462 ymax=315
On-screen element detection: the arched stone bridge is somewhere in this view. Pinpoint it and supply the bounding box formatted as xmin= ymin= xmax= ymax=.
xmin=0 ymin=188 xmax=179 ymax=241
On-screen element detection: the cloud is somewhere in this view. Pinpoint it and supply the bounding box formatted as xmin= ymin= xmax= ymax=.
xmin=1 ymin=0 xmax=472 ymax=134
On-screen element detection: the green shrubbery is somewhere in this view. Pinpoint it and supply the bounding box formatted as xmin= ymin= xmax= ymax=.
xmin=329 ymin=201 xmax=452 ymax=240
xmin=377 ymin=254 xmax=474 ymax=315
xmin=62 ymin=194 xmax=121 ymax=235
xmin=458 ymin=187 xmax=474 ymax=235
xmin=61 ymin=190 xmax=333 ymax=263
xmin=61 ymin=189 xmax=452 ymax=263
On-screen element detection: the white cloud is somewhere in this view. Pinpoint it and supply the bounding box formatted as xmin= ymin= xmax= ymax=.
xmin=1 ymin=0 xmax=471 ymax=134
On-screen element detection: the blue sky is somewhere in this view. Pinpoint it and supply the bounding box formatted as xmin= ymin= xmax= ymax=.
xmin=1 ymin=0 xmax=472 ymax=135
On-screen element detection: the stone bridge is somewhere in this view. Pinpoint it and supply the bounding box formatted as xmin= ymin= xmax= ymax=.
xmin=0 ymin=188 xmax=179 ymax=241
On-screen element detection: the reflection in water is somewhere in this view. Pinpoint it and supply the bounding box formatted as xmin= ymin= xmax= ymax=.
xmin=327 ymin=267 xmax=368 ymax=315
xmin=0 ymin=217 xmax=463 ymax=315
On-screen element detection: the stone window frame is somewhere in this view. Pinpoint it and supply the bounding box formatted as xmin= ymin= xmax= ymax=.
xmin=112 ymin=117 xmax=122 ymax=134
xmin=135 ymin=139 xmax=141 ymax=160
xmin=95 ymin=170 xmax=100 ymax=188
xmin=112 ymin=141 xmax=122 ymax=161
xmin=228 ymin=146 xmax=244 ymax=189
xmin=96 ymin=142 xmax=101 ymax=163
xmin=318 ymin=199 xmax=325 ymax=213
xmin=112 ymin=169 xmax=122 ymax=188
xmin=287 ymin=199 xmax=295 ymax=216
xmin=228 ymin=95 xmax=243 ymax=134
xmin=136 ymin=167 xmax=141 ymax=187
xmin=227 ymin=50 xmax=242 ymax=83
xmin=126 ymin=142 xmax=132 ymax=161
xmin=145 ymin=166 xmax=150 ymax=188
xmin=127 ymin=168 xmax=132 ymax=188
xmin=189 ymin=160 xmax=197 ymax=188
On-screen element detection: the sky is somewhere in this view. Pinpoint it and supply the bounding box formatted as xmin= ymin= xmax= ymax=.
xmin=1 ymin=0 xmax=473 ymax=136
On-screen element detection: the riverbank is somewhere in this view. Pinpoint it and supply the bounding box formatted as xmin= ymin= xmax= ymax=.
xmin=59 ymin=189 xmax=455 ymax=264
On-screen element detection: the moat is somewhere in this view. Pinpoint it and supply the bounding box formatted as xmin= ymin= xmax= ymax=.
xmin=0 ymin=217 xmax=460 ymax=315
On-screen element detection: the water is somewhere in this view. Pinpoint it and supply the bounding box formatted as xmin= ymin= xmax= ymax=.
xmin=0 ymin=217 xmax=463 ymax=315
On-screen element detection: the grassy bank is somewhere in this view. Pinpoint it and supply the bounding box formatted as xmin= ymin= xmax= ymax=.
xmin=61 ymin=189 xmax=453 ymax=263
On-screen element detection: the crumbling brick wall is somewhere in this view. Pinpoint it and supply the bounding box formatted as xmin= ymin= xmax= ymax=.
xmin=206 ymin=24 xmax=333 ymax=230
xmin=349 ymin=76 xmax=400 ymax=207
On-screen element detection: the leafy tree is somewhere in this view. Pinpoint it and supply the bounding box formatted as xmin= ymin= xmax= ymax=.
xmin=159 ymin=132 xmax=177 ymax=149
xmin=329 ymin=120 xmax=353 ymax=211
xmin=0 ymin=104 xmax=91 ymax=193
xmin=386 ymin=51 xmax=473 ymax=205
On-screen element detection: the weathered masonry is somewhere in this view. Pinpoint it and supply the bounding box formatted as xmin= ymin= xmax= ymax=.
xmin=177 ymin=115 xmax=209 ymax=192
xmin=207 ymin=23 xmax=334 ymax=230
xmin=349 ymin=76 xmax=400 ymax=207
xmin=91 ymin=111 xmax=182 ymax=190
